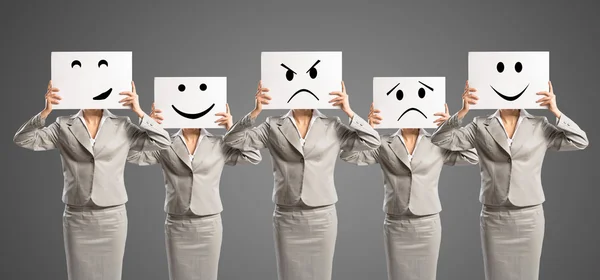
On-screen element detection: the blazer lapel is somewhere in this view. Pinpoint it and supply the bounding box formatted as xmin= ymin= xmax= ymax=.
xmin=66 ymin=116 xmax=93 ymax=155
xmin=171 ymin=137 xmax=193 ymax=170
xmin=388 ymin=136 xmax=411 ymax=170
xmin=303 ymin=117 xmax=329 ymax=156
xmin=409 ymin=132 xmax=431 ymax=171
xmin=276 ymin=118 xmax=304 ymax=156
xmin=191 ymin=135 xmax=212 ymax=169
xmin=510 ymin=111 xmax=536 ymax=156
xmin=93 ymin=116 xmax=119 ymax=155
xmin=483 ymin=118 xmax=511 ymax=155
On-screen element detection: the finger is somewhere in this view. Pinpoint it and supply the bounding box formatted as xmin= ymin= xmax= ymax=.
xmin=444 ymin=103 xmax=449 ymax=114
xmin=154 ymin=115 xmax=164 ymax=120
xmin=373 ymin=115 xmax=383 ymax=121
xmin=332 ymin=102 xmax=342 ymax=106
xmin=372 ymin=120 xmax=381 ymax=124
xmin=258 ymin=80 xmax=262 ymax=91
xmin=329 ymin=97 xmax=343 ymax=103
xmin=47 ymin=80 xmax=52 ymax=90
xmin=50 ymin=100 xmax=60 ymax=105
xmin=468 ymin=88 xmax=477 ymax=92
xmin=119 ymin=97 xmax=133 ymax=103
xmin=370 ymin=102 xmax=374 ymax=111
xmin=154 ymin=109 xmax=162 ymax=113
xmin=50 ymin=87 xmax=60 ymax=92
xmin=156 ymin=120 xmax=163 ymax=124
xmin=536 ymin=97 xmax=550 ymax=103
xmin=469 ymin=94 xmax=479 ymax=100
xmin=468 ymin=101 xmax=477 ymax=105
xmin=119 ymin=91 xmax=132 ymax=96
xmin=214 ymin=117 xmax=227 ymax=123
xmin=261 ymin=88 xmax=270 ymax=92
xmin=433 ymin=112 xmax=445 ymax=116
xmin=260 ymin=101 xmax=270 ymax=105
xmin=261 ymin=94 xmax=272 ymax=100
xmin=341 ymin=81 xmax=346 ymax=92
xmin=548 ymin=81 xmax=553 ymax=93
xmin=215 ymin=112 xmax=227 ymax=117
xmin=226 ymin=103 xmax=230 ymax=113
xmin=131 ymin=81 xmax=136 ymax=92
xmin=536 ymin=91 xmax=550 ymax=96
xmin=49 ymin=93 xmax=62 ymax=100
xmin=373 ymin=109 xmax=381 ymax=113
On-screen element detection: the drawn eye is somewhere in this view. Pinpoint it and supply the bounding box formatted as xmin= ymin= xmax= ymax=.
xmin=98 ymin=59 xmax=108 ymax=68
xmin=199 ymin=83 xmax=207 ymax=91
xmin=515 ymin=62 xmax=523 ymax=73
xmin=396 ymin=89 xmax=404 ymax=101
xmin=178 ymin=84 xmax=186 ymax=92
xmin=418 ymin=88 xmax=426 ymax=98
xmin=286 ymin=70 xmax=294 ymax=81
xmin=71 ymin=60 xmax=81 ymax=68
xmin=497 ymin=62 xmax=504 ymax=73
xmin=309 ymin=68 xmax=317 ymax=79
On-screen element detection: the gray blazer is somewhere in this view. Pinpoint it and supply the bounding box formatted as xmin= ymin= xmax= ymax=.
xmin=340 ymin=132 xmax=478 ymax=215
xmin=127 ymin=132 xmax=261 ymax=216
xmin=223 ymin=111 xmax=381 ymax=207
xmin=431 ymin=110 xmax=588 ymax=207
xmin=13 ymin=110 xmax=171 ymax=207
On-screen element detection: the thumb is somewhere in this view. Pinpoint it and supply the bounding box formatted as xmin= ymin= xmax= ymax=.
xmin=444 ymin=103 xmax=449 ymax=114
xmin=131 ymin=81 xmax=136 ymax=92
xmin=226 ymin=103 xmax=230 ymax=113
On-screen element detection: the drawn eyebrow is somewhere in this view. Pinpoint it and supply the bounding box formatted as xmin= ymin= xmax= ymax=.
xmin=386 ymin=83 xmax=400 ymax=95
xmin=419 ymin=81 xmax=434 ymax=91
xmin=306 ymin=60 xmax=321 ymax=73
xmin=280 ymin=63 xmax=296 ymax=74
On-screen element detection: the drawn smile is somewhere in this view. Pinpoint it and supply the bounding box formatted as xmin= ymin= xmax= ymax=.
xmin=172 ymin=103 xmax=215 ymax=119
xmin=92 ymin=88 xmax=113 ymax=100
xmin=287 ymin=89 xmax=319 ymax=103
xmin=490 ymin=84 xmax=529 ymax=101
xmin=397 ymin=107 xmax=427 ymax=121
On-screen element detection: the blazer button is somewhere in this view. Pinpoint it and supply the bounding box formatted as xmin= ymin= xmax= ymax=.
xmin=90 ymin=158 xmax=94 ymax=163
xmin=507 ymin=158 xmax=511 ymax=163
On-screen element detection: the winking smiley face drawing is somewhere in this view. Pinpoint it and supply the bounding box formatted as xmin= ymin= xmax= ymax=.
xmin=154 ymin=77 xmax=227 ymax=129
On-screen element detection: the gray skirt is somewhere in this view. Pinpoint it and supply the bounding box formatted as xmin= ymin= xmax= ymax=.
xmin=383 ymin=213 xmax=441 ymax=280
xmin=63 ymin=204 xmax=128 ymax=280
xmin=273 ymin=204 xmax=338 ymax=280
xmin=165 ymin=213 xmax=223 ymax=280
xmin=480 ymin=204 xmax=545 ymax=280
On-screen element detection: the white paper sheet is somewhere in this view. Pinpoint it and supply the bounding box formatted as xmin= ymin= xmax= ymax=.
xmin=373 ymin=77 xmax=446 ymax=129
xmin=469 ymin=51 xmax=549 ymax=109
xmin=261 ymin=51 xmax=342 ymax=109
xmin=51 ymin=52 xmax=132 ymax=109
xmin=154 ymin=77 xmax=227 ymax=129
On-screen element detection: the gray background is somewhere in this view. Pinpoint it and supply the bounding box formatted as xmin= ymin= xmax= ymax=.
xmin=1 ymin=1 xmax=598 ymax=279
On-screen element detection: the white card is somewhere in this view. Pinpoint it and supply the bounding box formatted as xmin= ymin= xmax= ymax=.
xmin=261 ymin=51 xmax=342 ymax=109
xmin=469 ymin=51 xmax=549 ymax=109
xmin=373 ymin=77 xmax=445 ymax=129
xmin=51 ymin=52 xmax=132 ymax=109
xmin=154 ymin=77 xmax=227 ymax=129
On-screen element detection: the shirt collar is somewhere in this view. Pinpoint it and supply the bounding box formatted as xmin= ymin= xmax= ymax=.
xmin=283 ymin=109 xmax=325 ymax=120
xmin=391 ymin=128 xmax=428 ymax=138
xmin=174 ymin=128 xmax=211 ymax=139
xmin=491 ymin=109 xmax=527 ymax=120
xmin=75 ymin=109 xmax=111 ymax=120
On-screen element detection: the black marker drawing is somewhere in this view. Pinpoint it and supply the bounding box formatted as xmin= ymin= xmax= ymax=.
xmin=281 ymin=60 xmax=322 ymax=103
xmin=71 ymin=59 xmax=113 ymax=100
xmin=491 ymin=61 xmax=528 ymax=101
xmin=387 ymin=81 xmax=434 ymax=121
xmin=71 ymin=60 xmax=81 ymax=68
xmin=92 ymin=88 xmax=113 ymax=100
xmin=172 ymin=83 xmax=215 ymax=119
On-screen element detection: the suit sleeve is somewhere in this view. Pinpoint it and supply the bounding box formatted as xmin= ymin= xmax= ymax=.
xmin=339 ymin=148 xmax=380 ymax=166
xmin=443 ymin=148 xmax=479 ymax=166
xmin=431 ymin=113 xmax=477 ymax=151
xmin=13 ymin=113 xmax=59 ymax=151
xmin=544 ymin=114 xmax=588 ymax=151
xmin=221 ymin=137 xmax=262 ymax=166
xmin=126 ymin=150 xmax=161 ymax=166
xmin=336 ymin=114 xmax=381 ymax=152
xmin=223 ymin=113 xmax=270 ymax=151
xmin=127 ymin=114 xmax=172 ymax=151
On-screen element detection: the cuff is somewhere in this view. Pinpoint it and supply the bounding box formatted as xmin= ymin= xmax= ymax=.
xmin=33 ymin=113 xmax=46 ymax=127
xmin=349 ymin=114 xmax=368 ymax=129
xmin=555 ymin=114 xmax=573 ymax=128
xmin=447 ymin=113 xmax=463 ymax=127
xmin=138 ymin=113 xmax=158 ymax=129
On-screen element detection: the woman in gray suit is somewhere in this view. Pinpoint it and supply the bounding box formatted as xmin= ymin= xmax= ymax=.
xmin=127 ymin=103 xmax=261 ymax=280
xmin=340 ymin=103 xmax=478 ymax=280
xmin=223 ymin=81 xmax=381 ymax=280
xmin=431 ymin=81 xmax=588 ymax=280
xmin=13 ymin=81 xmax=171 ymax=280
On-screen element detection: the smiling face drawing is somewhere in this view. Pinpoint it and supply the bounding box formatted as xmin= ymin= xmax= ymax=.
xmin=171 ymin=83 xmax=215 ymax=119
xmin=468 ymin=52 xmax=550 ymax=109
xmin=373 ymin=77 xmax=445 ymax=129
xmin=155 ymin=77 xmax=227 ymax=129
xmin=51 ymin=52 xmax=132 ymax=109
xmin=261 ymin=52 xmax=342 ymax=109
xmin=489 ymin=61 xmax=529 ymax=101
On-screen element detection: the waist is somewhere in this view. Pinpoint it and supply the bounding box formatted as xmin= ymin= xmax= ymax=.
xmin=167 ymin=212 xmax=221 ymax=220
xmin=275 ymin=203 xmax=335 ymax=212
xmin=386 ymin=212 xmax=439 ymax=221
xmin=65 ymin=203 xmax=125 ymax=213
xmin=482 ymin=203 xmax=542 ymax=212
